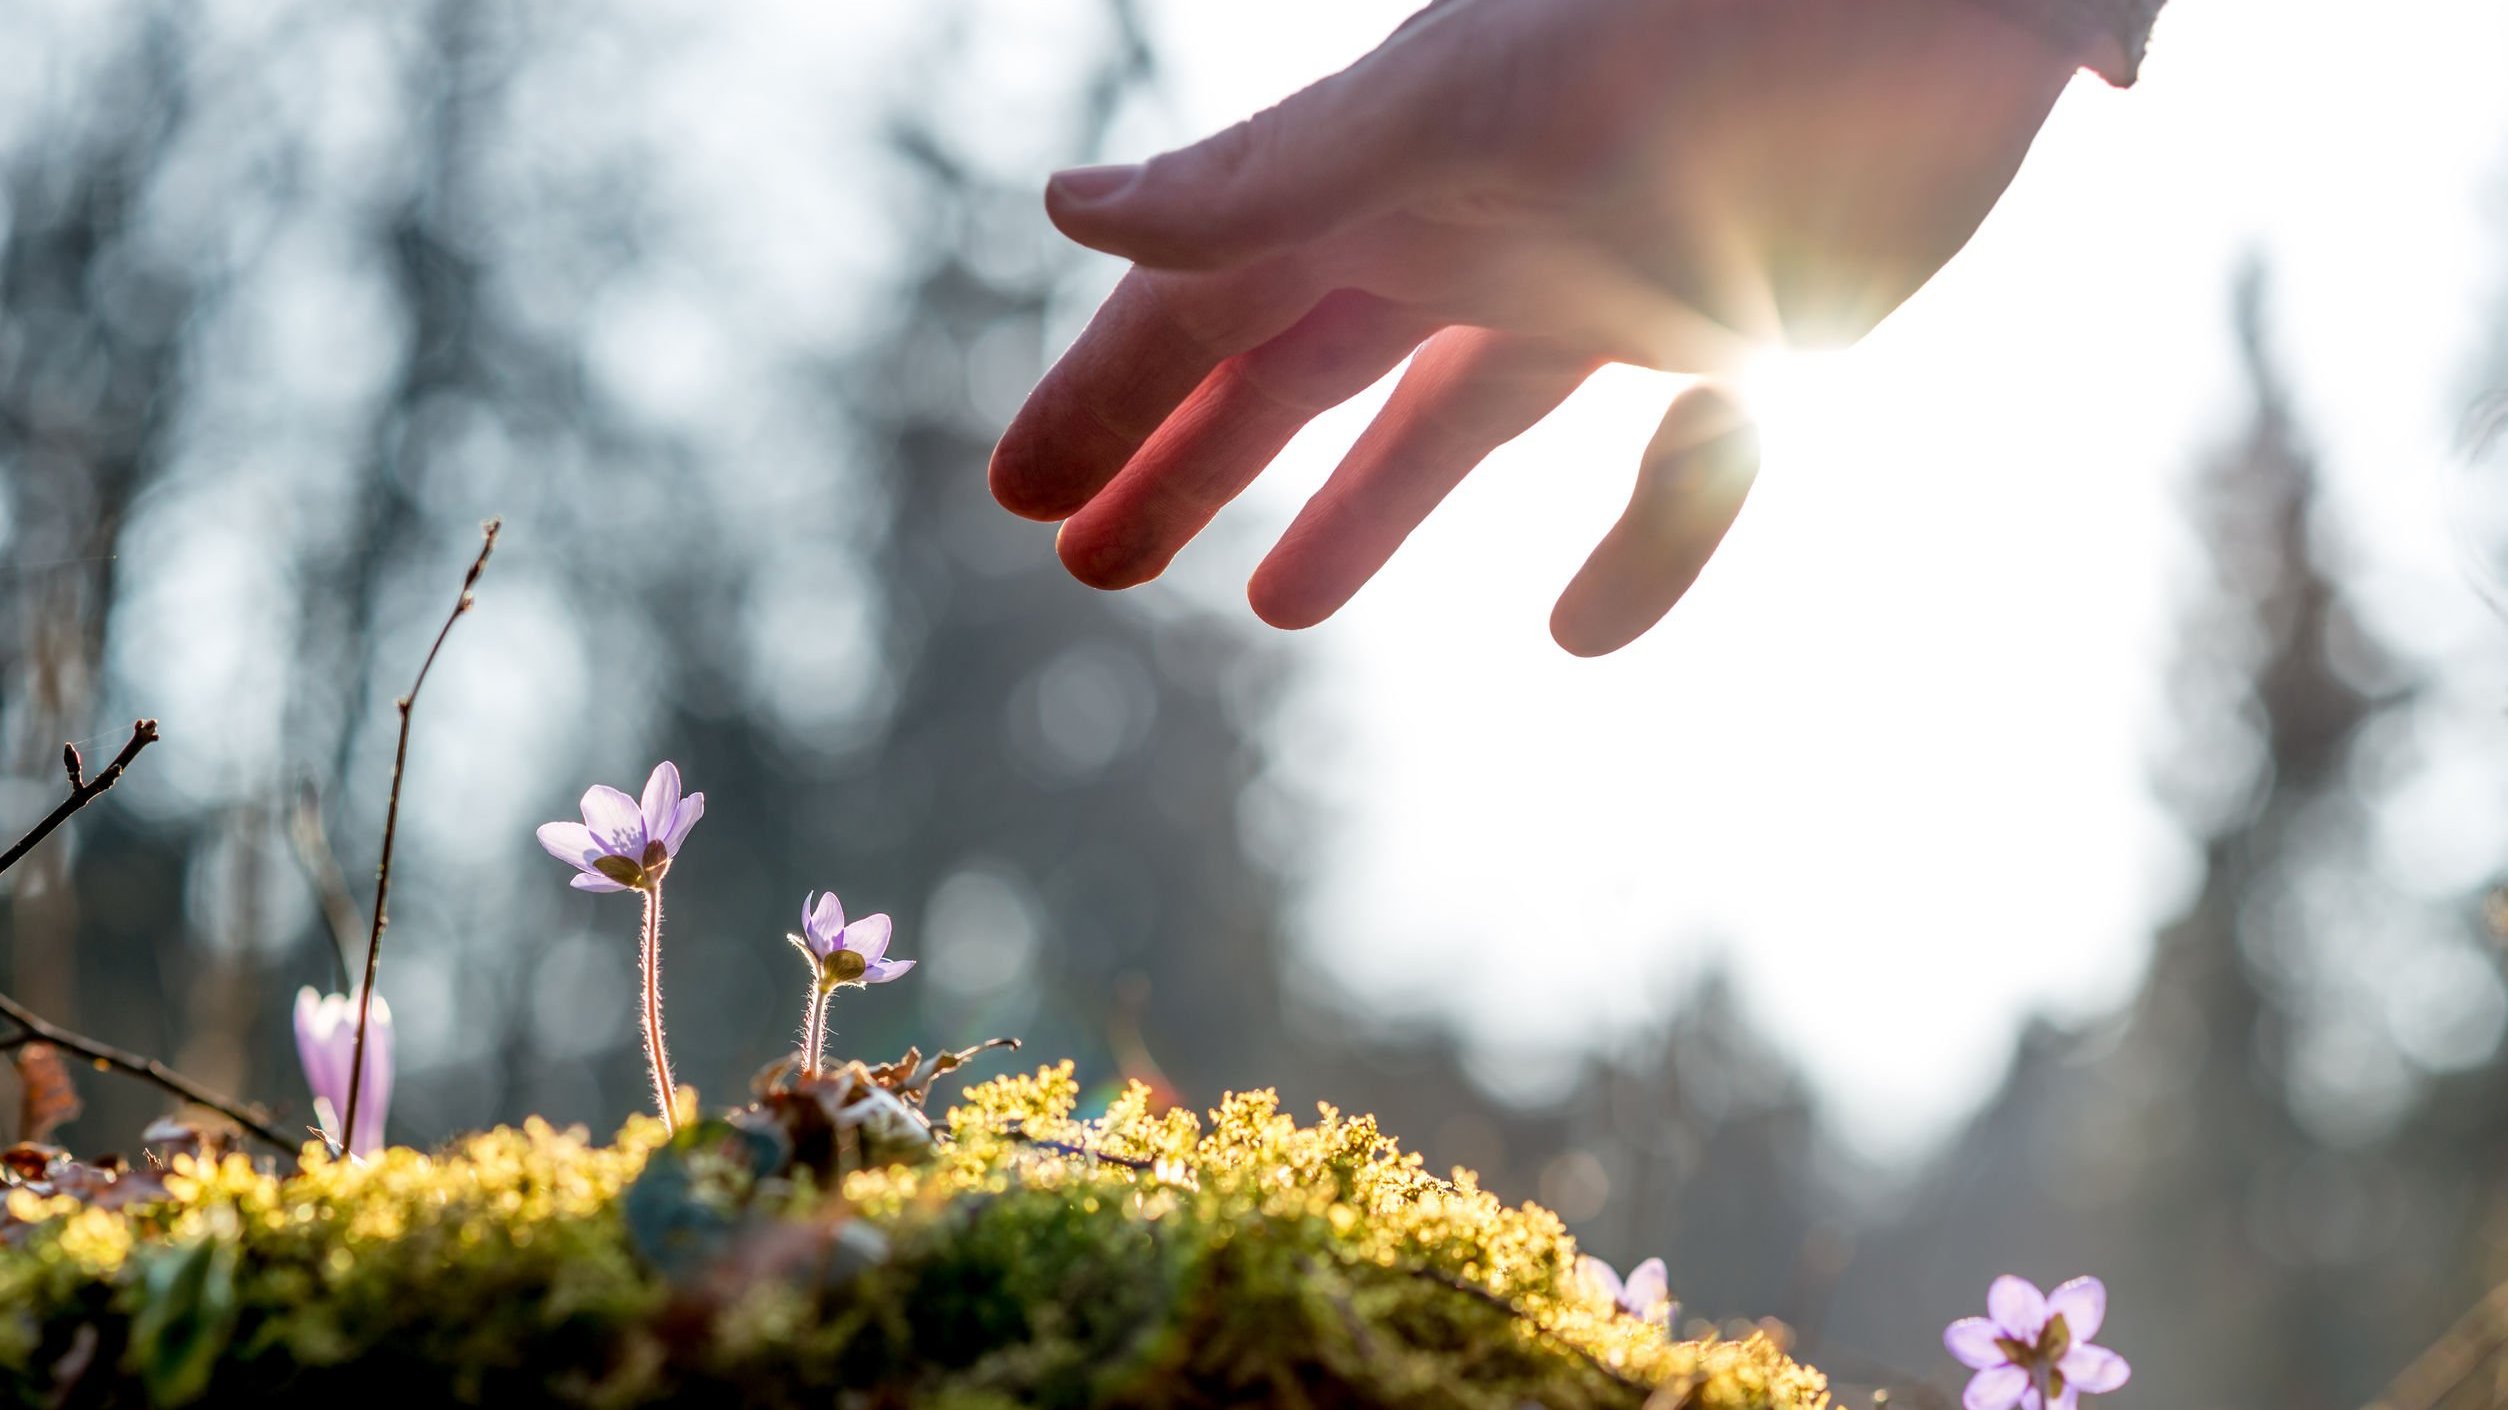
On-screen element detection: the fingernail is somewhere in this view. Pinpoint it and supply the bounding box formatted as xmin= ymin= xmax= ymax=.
xmin=1048 ymin=163 xmax=1140 ymax=206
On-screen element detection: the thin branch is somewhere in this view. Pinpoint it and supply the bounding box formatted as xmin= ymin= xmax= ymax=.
xmin=343 ymin=518 xmax=498 ymax=1152
xmin=1003 ymin=1125 xmax=1155 ymax=1171
xmin=0 ymin=989 xmax=291 ymax=1150
xmin=285 ymin=784 xmax=365 ymax=993
xmin=0 ymin=719 xmax=158 ymax=878
xmin=0 ymin=718 xmax=287 ymax=1147
xmin=1404 ymin=1265 xmax=1657 ymax=1396
xmin=2370 ymin=1276 xmax=2508 ymax=1410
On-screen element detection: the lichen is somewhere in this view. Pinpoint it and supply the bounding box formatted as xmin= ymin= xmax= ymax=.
xmin=0 ymin=1069 xmax=1831 ymax=1409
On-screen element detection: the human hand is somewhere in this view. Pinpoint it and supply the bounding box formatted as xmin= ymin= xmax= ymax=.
xmin=991 ymin=0 xmax=2094 ymax=654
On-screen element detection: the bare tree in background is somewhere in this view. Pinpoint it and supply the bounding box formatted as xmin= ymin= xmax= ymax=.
xmin=0 ymin=0 xmax=1328 ymax=1146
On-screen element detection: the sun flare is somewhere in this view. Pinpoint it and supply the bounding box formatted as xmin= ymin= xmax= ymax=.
xmin=1734 ymin=347 xmax=1855 ymax=452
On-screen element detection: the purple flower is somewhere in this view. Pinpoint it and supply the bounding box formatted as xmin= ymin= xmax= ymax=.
xmin=789 ymin=890 xmax=913 ymax=989
xmin=538 ymin=761 xmax=702 ymax=1132
xmin=294 ymin=987 xmax=392 ymax=1158
xmin=1577 ymin=1254 xmax=1676 ymax=1329
xmin=787 ymin=889 xmax=910 ymax=1080
xmin=536 ymin=761 xmax=704 ymax=893
xmin=1946 ymin=1275 xmax=2131 ymax=1410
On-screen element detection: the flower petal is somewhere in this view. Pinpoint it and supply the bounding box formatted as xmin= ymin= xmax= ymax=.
xmin=1965 ymin=1366 xmax=2029 ymax=1410
xmin=293 ymin=988 xmax=345 ymax=1118
xmin=639 ymin=763 xmax=682 ymax=851
xmin=845 ymin=914 xmax=893 ymax=964
xmin=1988 ymin=1275 xmax=2049 ymax=1342
xmin=808 ymin=891 xmax=845 ymax=951
xmin=349 ymin=995 xmax=394 ymax=1158
xmin=2045 ymin=1277 xmax=2105 ymax=1344
xmin=536 ymin=821 xmax=602 ymax=867
xmin=1944 ymin=1318 xmax=2009 ymax=1371
xmin=579 ymin=786 xmax=646 ymax=856
xmin=2060 ymin=1344 xmax=2130 ymax=1395
xmin=863 ymin=957 xmax=915 ymax=983
xmin=1576 ymin=1255 xmax=1622 ymax=1305
xmin=570 ymin=870 xmax=630 ymax=894
xmin=660 ymin=791 xmax=704 ymax=855
xmin=1620 ymin=1258 xmax=1669 ymax=1317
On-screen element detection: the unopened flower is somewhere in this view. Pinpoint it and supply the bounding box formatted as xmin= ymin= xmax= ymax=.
xmin=789 ymin=890 xmax=913 ymax=990
xmin=1577 ymin=1254 xmax=1676 ymax=1329
xmin=294 ymin=987 xmax=392 ymax=1158
xmin=1945 ymin=1275 xmax=2130 ymax=1410
xmin=536 ymin=761 xmax=704 ymax=893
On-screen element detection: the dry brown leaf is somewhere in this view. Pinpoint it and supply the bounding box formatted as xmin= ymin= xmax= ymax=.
xmin=13 ymin=1043 xmax=80 ymax=1144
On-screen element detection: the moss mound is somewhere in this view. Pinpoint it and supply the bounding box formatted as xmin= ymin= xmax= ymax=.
xmin=0 ymin=1064 xmax=1830 ymax=1409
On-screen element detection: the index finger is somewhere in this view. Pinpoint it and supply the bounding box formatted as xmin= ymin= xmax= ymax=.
xmin=989 ymin=258 xmax=1323 ymax=523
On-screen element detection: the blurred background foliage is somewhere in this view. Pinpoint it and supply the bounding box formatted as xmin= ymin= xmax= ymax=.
xmin=1 ymin=2 xmax=2506 ymax=1408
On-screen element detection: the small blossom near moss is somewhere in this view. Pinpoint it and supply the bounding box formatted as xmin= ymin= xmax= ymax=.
xmin=1945 ymin=1275 xmax=2131 ymax=1410
xmin=786 ymin=889 xmax=912 ymax=1077
xmin=1581 ymin=1253 xmax=1677 ymax=1329
xmin=294 ymin=987 xmax=393 ymax=1157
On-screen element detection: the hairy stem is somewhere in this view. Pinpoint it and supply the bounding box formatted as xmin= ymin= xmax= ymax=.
xmin=640 ymin=884 xmax=677 ymax=1132
xmin=800 ymin=985 xmax=828 ymax=1079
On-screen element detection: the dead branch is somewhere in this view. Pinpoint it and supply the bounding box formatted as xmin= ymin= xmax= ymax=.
xmin=343 ymin=518 xmax=499 ymax=1150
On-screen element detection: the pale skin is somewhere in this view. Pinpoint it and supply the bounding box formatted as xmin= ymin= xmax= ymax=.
xmin=989 ymin=0 xmax=2114 ymax=654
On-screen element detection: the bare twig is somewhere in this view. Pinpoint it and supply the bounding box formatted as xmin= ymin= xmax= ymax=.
xmin=285 ymin=784 xmax=364 ymax=992
xmin=0 ymin=719 xmax=158 ymax=878
xmin=1002 ymin=1125 xmax=1155 ymax=1171
xmin=0 ymin=718 xmax=293 ymax=1150
xmin=2369 ymin=1276 xmax=2508 ymax=1410
xmin=1803 ymin=1353 xmax=1959 ymax=1410
xmin=0 ymin=989 xmax=290 ymax=1150
xmin=1405 ymin=1265 xmax=1656 ymax=1395
xmin=342 ymin=519 xmax=498 ymax=1151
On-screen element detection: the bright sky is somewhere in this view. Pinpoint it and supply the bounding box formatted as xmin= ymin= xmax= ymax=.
xmin=1114 ymin=0 xmax=2508 ymax=1159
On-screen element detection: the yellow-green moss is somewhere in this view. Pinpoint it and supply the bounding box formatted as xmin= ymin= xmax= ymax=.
xmin=0 ymin=1069 xmax=1830 ymax=1410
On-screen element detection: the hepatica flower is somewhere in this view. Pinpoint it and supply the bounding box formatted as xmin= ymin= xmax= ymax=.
xmin=1577 ymin=1254 xmax=1677 ymax=1330
xmin=536 ymin=761 xmax=704 ymax=893
xmin=1945 ymin=1275 xmax=2131 ymax=1410
xmin=789 ymin=889 xmax=912 ymax=1077
xmin=294 ymin=987 xmax=392 ymax=1158
xmin=792 ymin=890 xmax=913 ymax=989
xmin=538 ymin=761 xmax=703 ymax=1132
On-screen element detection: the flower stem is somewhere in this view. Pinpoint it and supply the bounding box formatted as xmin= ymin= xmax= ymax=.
xmin=639 ymin=884 xmax=677 ymax=1133
xmin=801 ymin=985 xmax=829 ymax=1079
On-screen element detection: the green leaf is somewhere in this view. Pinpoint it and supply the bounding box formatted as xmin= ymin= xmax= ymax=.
xmin=125 ymin=1237 xmax=240 ymax=1406
xmin=621 ymin=1118 xmax=788 ymax=1285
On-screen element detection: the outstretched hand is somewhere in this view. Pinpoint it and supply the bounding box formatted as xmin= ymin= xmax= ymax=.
xmin=991 ymin=0 xmax=2095 ymax=654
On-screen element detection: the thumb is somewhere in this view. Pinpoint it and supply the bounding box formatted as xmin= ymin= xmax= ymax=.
xmin=1047 ymin=49 xmax=1466 ymax=271
xmin=1550 ymin=383 xmax=1759 ymax=658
